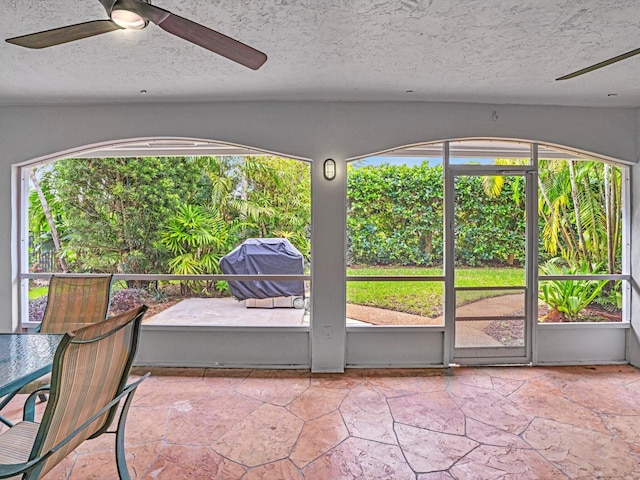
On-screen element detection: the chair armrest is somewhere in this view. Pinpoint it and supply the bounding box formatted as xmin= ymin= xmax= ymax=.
xmin=23 ymin=385 xmax=51 ymax=422
xmin=47 ymin=373 xmax=150 ymax=455
xmin=0 ymin=459 xmax=37 ymax=478
xmin=0 ymin=374 xmax=150 ymax=479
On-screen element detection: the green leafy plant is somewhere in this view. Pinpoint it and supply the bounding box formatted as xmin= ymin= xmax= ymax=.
xmin=347 ymin=163 xmax=527 ymax=267
xmin=593 ymin=280 xmax=623 ymax=311
xmin=148 ymin=282 xmax=168 ymax=302
xmin=160 ymin=203 xmax=230 ymax=294
xmin=539 ymin=259 xmax=607 ymax=321
xmin=214 ymin=281 xmax=229 ymax=295
xmin=42 ymin=156 xmax=206 ymax=274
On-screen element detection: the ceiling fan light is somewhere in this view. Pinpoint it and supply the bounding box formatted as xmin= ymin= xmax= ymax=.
xmin=111 ymin=9 xmax=147 ymax=29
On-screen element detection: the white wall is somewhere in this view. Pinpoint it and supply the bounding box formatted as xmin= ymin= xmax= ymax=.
xmin=629 ymin=110 xmax=640 ymax=366
xmin=1 ymin=102 xmax=637 ymax=165
xmin=538 ymin=324 xmax=628 ymax=365
xmin=1 ymin=101 xmax=638 ymax=371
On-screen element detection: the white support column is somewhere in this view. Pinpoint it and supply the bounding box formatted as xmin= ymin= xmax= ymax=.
xmin=627 ymin=162 xmax=640 ymax=366
xmin=17 ymin=167 xmax=30 ymax=332
xmin=622 ymin=165 xmax=631 ymax=325
xmin=528 ymin=144 xmax=539 ymax=364
xmin=310 ymin=157 xmax=347 ymax=372
xmin=443 ymin=142 xmax=454 ymax=365
xmin=3 ymin=166 xmax=20 ymax=332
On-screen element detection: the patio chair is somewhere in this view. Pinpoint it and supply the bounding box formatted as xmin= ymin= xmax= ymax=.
xmin=20 ymin=274 xmax=113 ymax=398
xmin=38 ymin=274 xmax=114 ymax=333
xmin=0 ymin=275 xmax=114 ymax=428
xmin=0 ymin=305 xmax=149 ymax=480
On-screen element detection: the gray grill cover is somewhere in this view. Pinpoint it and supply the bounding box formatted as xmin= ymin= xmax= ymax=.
xmin=220 ymin=238 xmax=304 ymax=300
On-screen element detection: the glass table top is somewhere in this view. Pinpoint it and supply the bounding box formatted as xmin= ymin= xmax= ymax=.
xmin=0 ymin=334 xmax=63 ymax=398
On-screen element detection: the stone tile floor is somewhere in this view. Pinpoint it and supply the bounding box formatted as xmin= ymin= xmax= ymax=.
xmin=3 ymin=364 xmax=640 ymax=479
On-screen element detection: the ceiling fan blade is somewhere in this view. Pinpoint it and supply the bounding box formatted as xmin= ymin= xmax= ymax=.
xmin=5 ymin=20 xmax=121 ymax=49
xmin=556 ymin=47 xmax=640 ymax=81
xmin=133 ymin=2 xmax=267 ymax=70
xmin=159 ymin=14 xmax=268 ymax=70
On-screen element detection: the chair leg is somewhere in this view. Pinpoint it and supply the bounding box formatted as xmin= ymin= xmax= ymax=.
xmin=114 ymin=389 xmax=136 ymax=480
xmin=37 ymin=393 xmax=48 ymax=403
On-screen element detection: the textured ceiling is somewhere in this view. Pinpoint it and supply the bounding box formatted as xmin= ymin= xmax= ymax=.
xmin=1 ymin=0 xmax=639 ymax=107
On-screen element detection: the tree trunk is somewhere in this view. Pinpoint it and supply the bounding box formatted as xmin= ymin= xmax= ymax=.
xmin=568 ymin=161 xmax=588 ymax=262
xmin=29 ymin=169 xmax=69 ymax=272
xmin=613 ymin=168 xmax=621 ymax=269
xmin=582 ymin=173 xmax=600 ymax=264
xmin=604 ymin=164 xmax=614 ymax=274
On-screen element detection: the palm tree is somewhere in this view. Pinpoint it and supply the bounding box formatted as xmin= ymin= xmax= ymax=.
xmin=160 ymin=155 xmax=312 ymax=292
xmin=538 ymin=160 xmax=582 ymax=264
xmin=538 ymin=158 xmax=621 ymax=272
xmin=206 ymin=156 xmax=275 ymax=226
xmin=160 ymin=203 xmax=231 ymax=293
xmin=28 ymin=168 xmax=68 ymax=272
xmin=483 ymin=157 xmax=621 ymax=273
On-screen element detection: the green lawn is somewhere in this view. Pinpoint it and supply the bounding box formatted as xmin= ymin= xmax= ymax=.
xmin=28 ymin=267 xmax=525 ymax=317
xmin=347 ymin=266 xmax=524 ymax=317
xmin=30 ymin=280 xmax=129 ymax=300
xmin=29 ymin=286 xmax=48 ymax=299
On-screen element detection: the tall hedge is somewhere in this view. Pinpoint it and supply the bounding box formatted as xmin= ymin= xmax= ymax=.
xmin=347 ymin=162 xmax=525 ymax=267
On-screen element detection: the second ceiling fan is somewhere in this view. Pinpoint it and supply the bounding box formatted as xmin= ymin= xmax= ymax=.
xmin=5 ymin=0 xmax=267 ymax=70
xmin=557 ymin=46 xmax=640 ymax=81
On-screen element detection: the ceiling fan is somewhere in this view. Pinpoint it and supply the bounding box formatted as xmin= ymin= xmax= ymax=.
xmin=5 ymin=0 xmax=267 ymax=70
xmin=556 ymin=46 xmax=640 ymax=80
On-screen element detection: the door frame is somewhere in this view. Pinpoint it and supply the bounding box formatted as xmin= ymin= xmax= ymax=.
xmin=443 ymin=143 xmax=538 ymax=365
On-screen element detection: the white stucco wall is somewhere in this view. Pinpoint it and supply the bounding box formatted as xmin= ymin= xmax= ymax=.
xmin=1 ymin=101 xmax=638 ymax=370
xmin=1 ymin=102 xmax=637 ymax=165
xmin=628 ymin=108 xmax=640 ymax=367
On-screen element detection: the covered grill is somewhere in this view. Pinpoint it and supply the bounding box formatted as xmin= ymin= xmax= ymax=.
xmin=219 ymin=238 xmax=305 ymax=307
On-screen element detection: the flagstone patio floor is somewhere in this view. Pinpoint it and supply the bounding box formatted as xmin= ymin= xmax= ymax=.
xmin=3 ymin=364 xmax=640 ymax=479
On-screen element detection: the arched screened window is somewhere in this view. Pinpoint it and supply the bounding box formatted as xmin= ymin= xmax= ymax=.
xmin=20 ymin=139 xmax=312 ymax=328
xmin=346 ymin=139 xmax=628 ymax=337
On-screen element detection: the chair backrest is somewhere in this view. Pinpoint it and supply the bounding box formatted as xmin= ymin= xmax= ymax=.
xmin=29 ymin=305 xmax=147 ymax=478
xmin=40 ymin=275 xmax=113 ymax=333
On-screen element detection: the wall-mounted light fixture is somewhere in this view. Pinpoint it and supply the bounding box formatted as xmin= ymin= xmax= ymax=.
xmin=323 ymin=158 xmax=336 ymax=180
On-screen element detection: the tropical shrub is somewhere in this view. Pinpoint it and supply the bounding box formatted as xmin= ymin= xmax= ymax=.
xmin=538 ymin=258 xmax=607 ymax=321
xmin=347 ymin=163 xmax=444 ymax=265
xmin=453 ymin=174 xmax=526 ymax=266
xmin=28 ymin=296 xmax=48 ymax=323
xmin=347 ymin=162 xmax=526 ymax=266
xmin=538 ymin=159 xmax=622 ymax=274
xmin=594 ymin=280 xmax=623 ymax=311
xmin=40 ymin=156 xmax=205 ymax=274
xmin=109 ymin=288 xmax=152 ymax=315
xmin=160 ymin=203 xmax=231 ymax=294
xmin=241 ymin=156 xmax=311 ymax=261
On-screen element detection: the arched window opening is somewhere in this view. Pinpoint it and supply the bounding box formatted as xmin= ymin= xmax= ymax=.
xmin=21 ymin=141 xmax=311 ymax=328
xmin=345 ymin=139 xmax=628 ymax=339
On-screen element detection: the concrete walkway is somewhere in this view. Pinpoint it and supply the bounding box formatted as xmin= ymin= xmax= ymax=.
xmin=454 ymin=294 xmax=523 ymax=347
xmin=146 ymin=297 xmax=307 ymax=326
xmin=146 ymin=297 xmax=371 ymax=327
xmin=145 ymin=296 xmax=516 ymax=347
xmin=455 ymin=321 xmax=503 ymax=347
